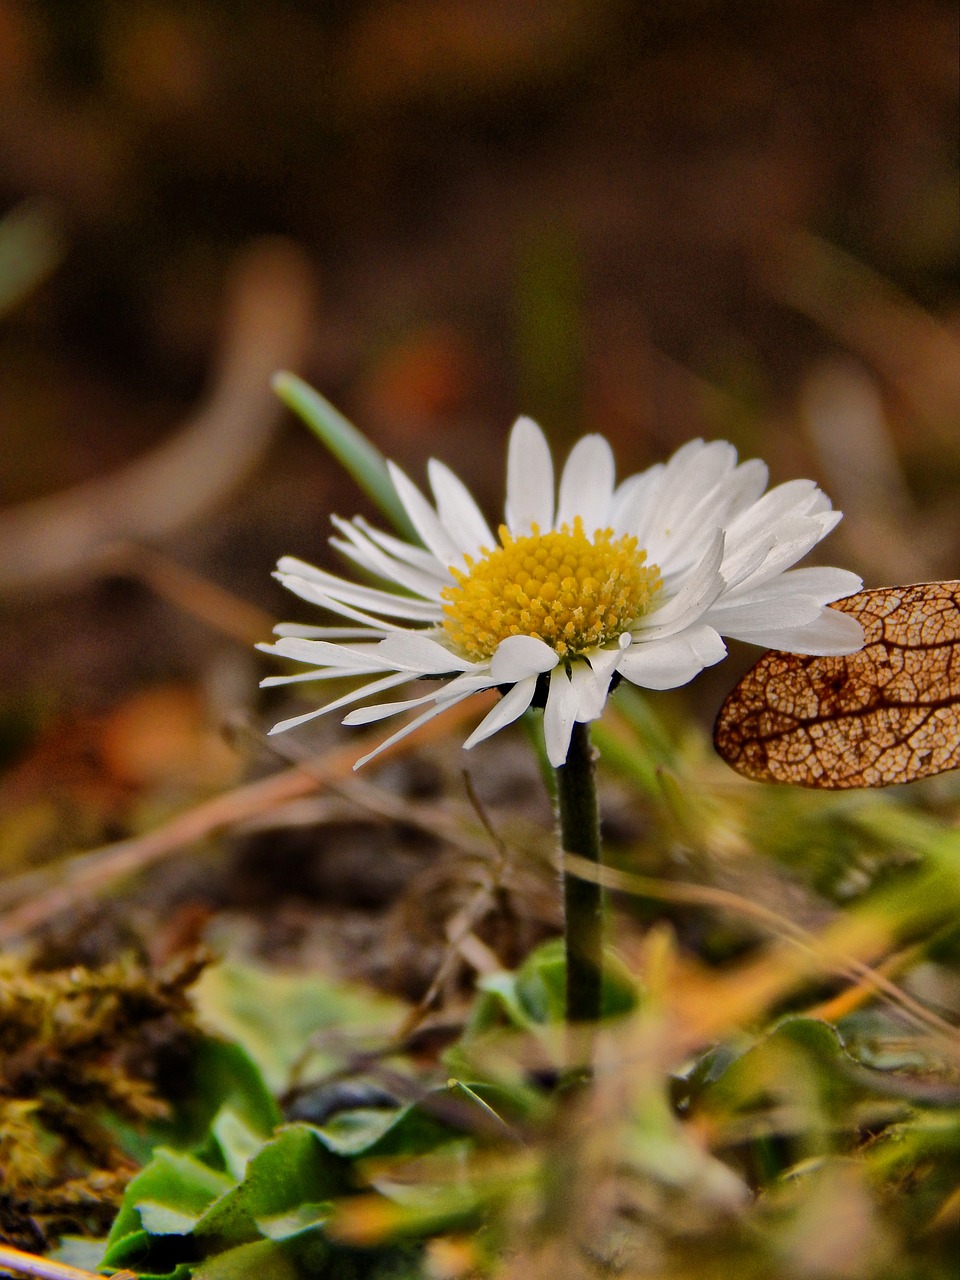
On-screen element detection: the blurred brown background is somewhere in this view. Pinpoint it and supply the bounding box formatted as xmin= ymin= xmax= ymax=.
xmin=0 ymin=0 xmax=958 ymax=731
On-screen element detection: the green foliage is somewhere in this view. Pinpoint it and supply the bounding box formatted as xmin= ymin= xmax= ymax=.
xmin=467 ymin=937 xmax=638 ymax=1034
xmin=37 ymin=695 xmax=960 ymax=1278
xmin=98 ymin=1065 xmax=498 ymax=1276
xmin=190 ymin=959 xmax=406 ymax=1094
xmin=94 ymin=937 xmax=960 ymax=1279
xmin=98 ymin=961 xmax=514 ymax=1276
xmin=100 ymin=1130 xmax=344 ymax=1279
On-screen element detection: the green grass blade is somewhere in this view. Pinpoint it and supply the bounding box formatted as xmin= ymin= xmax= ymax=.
xmin=272 ymin=372 xmax=417 ymax=541
xmin=0 ymin=200 xmax=66 ymax=318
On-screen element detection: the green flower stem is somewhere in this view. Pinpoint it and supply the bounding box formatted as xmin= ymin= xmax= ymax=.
xmin=555 ymin=720 xmax=603 ymax=1025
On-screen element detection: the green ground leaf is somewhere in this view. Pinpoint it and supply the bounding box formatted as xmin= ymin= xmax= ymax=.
xmin=154 ymin=1034 xmax=281 ymax=1161
xmin=471 ymin=939 xmax=638 ymax=1033
xmin=698 ymin=1017 xmax=862 ymax=1107
xmin=254 ymin=1202 xmax=331 ymax=1242
xmin=310 ymin=1105 xmax=414 ymax=1158
xmin=137 ymin=1202 xmax=212 ymax=1236
xmin=312 ymin=1092 xmax=475 ymax=1160
xmin=102 ymin=1126 xmax=346 ymax=1275
xmin=101 ymin=1149 xmax=234 ymax=1273
xmin=195 ymin=1125 xmax=345 ymax=1243
xmin=193 ymin=1238 xmax=300 ymax=1280
xmin=49 ymin=1237 xmax=111 ymax=1270
xmin=105 ymin=1149 xmax=234 ymax=1248
xmin=192 ymin=960 xmax=405 ymax=1094
xmin=212 ymin=1104 xmax=271 ymax=1181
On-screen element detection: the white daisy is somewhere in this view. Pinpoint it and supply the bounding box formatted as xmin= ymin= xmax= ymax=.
xmin=260 ymin=418 xmax=864 ymax=768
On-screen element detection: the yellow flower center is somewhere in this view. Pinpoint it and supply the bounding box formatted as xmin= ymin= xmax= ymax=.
xmin=441 ymin=517 xmax=662 ymax=661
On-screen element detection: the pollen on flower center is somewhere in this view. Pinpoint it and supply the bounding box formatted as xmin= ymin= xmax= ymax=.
xmin=441 ymin=517 xmax=662 ymax=661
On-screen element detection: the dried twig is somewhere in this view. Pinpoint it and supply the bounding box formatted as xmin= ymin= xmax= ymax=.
xmin=562 ymin=852 xmax=958 ymax=1043
xmin=114 ymin=543 xmax=277 ymax=646
xmin=0 ymin=693 xmax=496 ymax=944
xmin=0 ymin=238 xmax=316 ymax=595
xmin=0 ymin=1243 xmax=135 ymax=1280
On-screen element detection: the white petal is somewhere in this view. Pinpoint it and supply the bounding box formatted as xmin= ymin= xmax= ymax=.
xmin=489 ymin=634 xmax=558 ymax=682
xmin=276 ymin=554 xmax=334 ymax=580
xmin=639 ymin=529 xmax=726 ymax=639
xmin=277 ymin=555 xmax=438 ymax=605
xmin=638 ymin=448 xmax=760 ymax=575
xmin=330 ymin=516 xmax=450 ymax=599
xmin=712 ymin=529 xmax=781 ymax=594
xmin=641 ymin=449 xmax=750 ymax=572
xmin=302 ymin=671 xmax=414 ymax=716
xmin=505 ymin=417 xmax=555 ymax=534
xmin=267 ymin=671 xmax=413 ymax=735
xmin=387 ymin=462 xmax=461 ymax=566
xmin=633 ymin=440 xmax=725 ymax=544
xmin=343 ymin=695 xmax=437 ymax=725
xmin=352 ymin=691 xmax=481 ymax=769
xmin=658 ymin=439 xmax=738 ymax=510
xmin=723 ymin=479 xmax=826 ymax=546
xmin=776 ymin=566 xmax=861 ymax=601
xmin=276 ymin=582 xmax=409 ymax=632
xmin=556 ymin=435 xmax=616 ymax=531
xmin=428 ymin=459 xmax=495 ymax=555
xmin=618 ymin=631 xmax=723 ymax=690
xmin=344 ymin=674 xmax=494 ymax=724
xmin=267 ymin=705 xmax=331 ymax=734
xmin=543 ymin=666 xmax=581 ymax=766
xmin=273 ymin=624 xmax=391 ymax=640
xmin=681 ymin=623 xmax=728 ymax=665
xmin=729 ymin=607 xmax=865 ymax=655
xmin=707 ymin=593 xmax=828 ymax=636
xmin=278 ymin=568 xmax=441 ymax=621
xmin=353 ymin=518 xmax=453 ymax=578
xmin=261 ymin=667 xmax=376 ymax=686
xmin=610 ymin=465 xmax=664 ymax=538
xmin=463 ymin=675 xmax=539 ymax=749
xmin=722 ymin=458 xmax=770 ymax=518
xmin=258 ymin=637 xmax=393 ymax=669
xmin=722 ymin=513 xmax=842 ymax=594
xmin=375 ymin=632 xmax=476 ymax=673
xmin=626 ymin=442 xmax=702 ymax=545
xmin=573 ymin=640 xmax=629 ymax=722
xmin=686 ymin=624 xmax=727 ymax=665
xmin=718 ymin=566 xmax=862 ymax=609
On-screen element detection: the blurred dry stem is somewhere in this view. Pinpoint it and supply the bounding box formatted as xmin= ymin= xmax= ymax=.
xmin=0 ymin=238 xmax=317 ymax=595
xmin=0 ymin=691 xmax=497 ymax=944
xmin=776 ymin=232 xmax=960 ymax=440
xmin=0 ymin=1243 xmax=133 ymax=1279
xmin=114 ymin=543 xmax=277 ymax=647
xmin=563 ymin=852 xmax=956 ymax=1045
xmin=801 ymin=360 xmax=933 ymax=583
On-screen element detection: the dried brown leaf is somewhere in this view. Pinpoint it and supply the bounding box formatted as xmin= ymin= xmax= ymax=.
xmin=714 ymin=582 xmax=960 ymax=788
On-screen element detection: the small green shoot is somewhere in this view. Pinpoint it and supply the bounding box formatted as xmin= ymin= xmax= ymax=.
xmin=272 ymin=372 xmax=418 ymax=540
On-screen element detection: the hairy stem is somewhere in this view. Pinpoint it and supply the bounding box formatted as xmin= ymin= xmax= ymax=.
xmin=555 ymin=721 xmax=603 ymax=1024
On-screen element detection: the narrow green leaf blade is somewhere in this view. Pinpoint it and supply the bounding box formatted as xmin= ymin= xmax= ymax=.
xmin=272 ymin=372 xmax=417 ymax=540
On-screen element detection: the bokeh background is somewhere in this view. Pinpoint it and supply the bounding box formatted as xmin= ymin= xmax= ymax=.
xmin=1 ymin=9 xmax=959 ymax=1266
xmin=0 ymin=0 xmax=958 ymax=852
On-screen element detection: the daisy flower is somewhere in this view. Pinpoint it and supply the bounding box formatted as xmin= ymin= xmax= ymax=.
xmin=259 ymin=419 xmax=864 ymax=768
